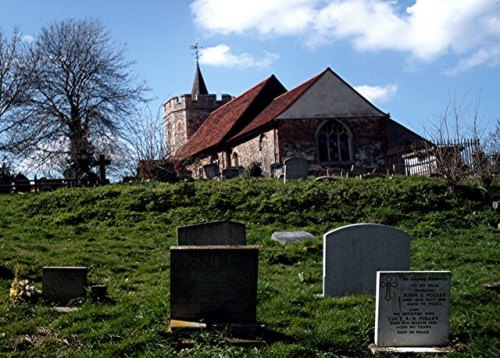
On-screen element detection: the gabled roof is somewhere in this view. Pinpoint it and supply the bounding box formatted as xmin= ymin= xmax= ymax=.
xmin=174 ymin=74 xmax=287 ymax=161
xmin=228 ymin=69 xmax=325 ymax=143
xmin=191 ymin=62 xmax=208 ymax=97
xmin=228 ymin=67 xmax=386 ymax=143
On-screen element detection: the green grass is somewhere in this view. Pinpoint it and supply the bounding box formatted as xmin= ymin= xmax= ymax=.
xmin=0 ymin=176 xmax=499 ymax=357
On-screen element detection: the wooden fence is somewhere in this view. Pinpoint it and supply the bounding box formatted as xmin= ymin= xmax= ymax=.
xmin=0 ymin=177 xmax=77 ymax=194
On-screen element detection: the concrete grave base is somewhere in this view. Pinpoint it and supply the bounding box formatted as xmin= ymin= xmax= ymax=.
xmin=368 ymin=344 xmax=452 ymax=354
xmin=169 ymin=319 xmax=262 ymax=335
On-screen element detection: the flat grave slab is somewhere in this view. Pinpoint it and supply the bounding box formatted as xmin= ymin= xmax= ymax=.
xmin=177 ymin=220 xmax=246 ymax=246
xmin=371 ymin=271 xmax=451 ymax=353
xmin=271 ymin=231 xmax=316 ymax=244
xmin=170 ymin=245 xmax=259 ymax=325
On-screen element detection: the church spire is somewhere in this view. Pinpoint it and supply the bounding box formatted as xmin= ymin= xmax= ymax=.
xmin=191 ymin=61 xmax=208 ymax=97
xmin=190 ymin=43 xmax=208 ymax=97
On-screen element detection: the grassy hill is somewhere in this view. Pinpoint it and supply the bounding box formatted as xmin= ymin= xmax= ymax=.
xmin=0 ymin=176 xmax=499 ymax=357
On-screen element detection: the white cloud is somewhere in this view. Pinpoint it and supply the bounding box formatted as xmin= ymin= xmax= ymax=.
xmin=354 ymin=83 xmax=398 ymax=103
xmin=191 ymin=0 xmax=500 ymax=70
xmin=190 ymin=0 xmax=317 ymax=36
xmin=199 ymin=44 xmax=279 ymax=68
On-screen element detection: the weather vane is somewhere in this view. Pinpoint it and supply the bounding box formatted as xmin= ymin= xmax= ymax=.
xmin=190 ymin=43 xmax=203 ymax=63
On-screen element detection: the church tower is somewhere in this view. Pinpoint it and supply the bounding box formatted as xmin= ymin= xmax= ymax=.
xmin=163 ymin=60 xmax=232 ymax=157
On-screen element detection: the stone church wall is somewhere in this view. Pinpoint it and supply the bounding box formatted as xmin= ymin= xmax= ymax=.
xmin=276 ymin=117 xmax=388 ymax=172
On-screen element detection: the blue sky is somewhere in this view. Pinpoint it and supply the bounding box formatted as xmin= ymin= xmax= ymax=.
xmin=1 ymin=0 xmax=499 ymax=138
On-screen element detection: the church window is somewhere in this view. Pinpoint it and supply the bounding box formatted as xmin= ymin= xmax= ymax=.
xmin=317 ymin=121 xmax=352 ymax=163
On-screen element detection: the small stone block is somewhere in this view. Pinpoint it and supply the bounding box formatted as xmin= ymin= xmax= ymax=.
xmin=271 ymin=231 xmax=316 ymax=244
xmin=42 ymin=266 xmax=88 ymax=304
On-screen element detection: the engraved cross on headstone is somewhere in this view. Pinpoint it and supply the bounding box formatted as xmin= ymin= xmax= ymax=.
xmin=380 ymin=276 xmax=398 ymax=301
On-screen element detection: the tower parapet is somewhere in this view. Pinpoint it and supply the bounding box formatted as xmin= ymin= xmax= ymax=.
xmin=163 ymin=92 xmax=233 ymax=156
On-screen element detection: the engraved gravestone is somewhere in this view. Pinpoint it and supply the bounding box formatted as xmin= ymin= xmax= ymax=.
xmin=177 ymin=220 xmax=246 ymax=246
xmin=323 ymin=223 xmax=410 ymax=297
xmin=283 ymin=157 xmax=309 ymax=182
xmin=169 ymin=246 xmax=259 ymax=324
xmin=372 ymin=271 xmax=451 ymax=352
xmin=42 ymin=266 xmax=88 ymax=304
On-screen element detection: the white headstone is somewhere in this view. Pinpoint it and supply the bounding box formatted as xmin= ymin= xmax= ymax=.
xmin=323 ymin=223 xmax=410 ymax=297
xmin=373 ymin=271 xmax=451 ymax=352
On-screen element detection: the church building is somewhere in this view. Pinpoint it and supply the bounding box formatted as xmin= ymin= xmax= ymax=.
xmin=163 ymin=64 xmax=425 ymax=178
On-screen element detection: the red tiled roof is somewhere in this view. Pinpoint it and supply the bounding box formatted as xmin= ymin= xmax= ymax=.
xmin=174 ymin=74 xmax=286 ymax=161
xmin=227 ymin=69 xmax=327 ymax=143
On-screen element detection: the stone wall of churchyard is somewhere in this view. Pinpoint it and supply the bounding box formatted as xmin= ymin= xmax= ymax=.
xmin=231 ymin=129 xmax=277 ymax=176
xmin=276 ymin=116 xmax=388 ymax=172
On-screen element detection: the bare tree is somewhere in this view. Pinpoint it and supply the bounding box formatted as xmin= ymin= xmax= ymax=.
xmin=424 ymin=94 xmax=497 ymax=189
xmin=0 ymin=28 xmax=33 ymax=127
xmin=5 ymin=19 xmax=148 ymax=184
xmin=109 ymin=105 xmax=167 ymax=180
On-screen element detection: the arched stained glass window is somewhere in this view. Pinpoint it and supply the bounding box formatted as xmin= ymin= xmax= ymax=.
xmin=317 ymin=121 xmax=352 ymax=163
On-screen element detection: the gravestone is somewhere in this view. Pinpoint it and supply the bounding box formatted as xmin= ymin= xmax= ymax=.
xmin=42 ymin=266 xmax=88 ymax=304
xmin=222 ymin=167 xmax=240 ymax=179
xmin=203 ymin=163 xmax=220 ymax=179
xmin=169 ymin=246 xmax=259 ymax=326
xmin=272 ymin=231 xmax=316 ymax=244
xmin=323 ymin=223 xmax=410 ymax=297
xmin=284 ymin=157 xmax=309 ymax=182
xmin=371 ymin=271 xmax=451 ymax=353
xmin=177 ymin=220 xmax=246 ymax=246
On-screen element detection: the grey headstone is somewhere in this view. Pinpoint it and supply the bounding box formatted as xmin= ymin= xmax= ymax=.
xmin=374 ymin=271 xmax=451 ymax=348
xmin=203 ymin=164 xmax=220 ymax=179
xmin=222 ymin=167 xmax=240 ymax=179
xmin=42 ymin=266 xmax=88 ymax=304
xmin=170 ymin=245 xmax=259 ymax=324
xmin=177 ymin=220 xmax=246 ymax=246
xmin=323 ymin=223 xmax=410 ymax=297
xmin=272 ymin=231 xmax=316 ymax=244
xmin=284 ymin=157 xmax=309 ymax=182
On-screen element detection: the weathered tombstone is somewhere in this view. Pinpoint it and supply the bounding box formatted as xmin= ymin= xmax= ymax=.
xmin=14 ymin=173 xmax=31 ymax=193
xmin=177 ymin=220 xmax=246 ymax=246
xmin=272 ymin=231 xmax=316 ymax=244
xmin=323 ymin=223 xmax=410 ymax=297
xmin=284 ymin=157 xmax=309 ymax=182
xmin=222 ymin=167 xmax=240 ymax=179
xmin=42 ymin=266 xmax=88 ymax=304
xmin=203 ymin=163 xmax=220 ymax=179
xmin=370 ymin=271 xmax=451 ymax=353
xmin=169 ymin=246 xmax=259 ymax=328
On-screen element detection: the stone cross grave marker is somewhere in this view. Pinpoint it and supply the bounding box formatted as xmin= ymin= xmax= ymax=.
xmin=323 ymin=223 xmax=410 ymax=297
xmin=42 ymin=266 xmax=88 ymax=304
xmin=169 ymin=245 xmax=259 ymax=327
xmin=371 ymin=271 xmax=451 ymax=353
xmin=283 ymin=157 xmax=309 ymax=182
xmin=177 ymin=220 xmax=246 ymax=246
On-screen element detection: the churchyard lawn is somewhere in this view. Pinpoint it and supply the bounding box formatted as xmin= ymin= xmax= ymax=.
xmin=0 ymin=176 xmax=498 ymax=356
